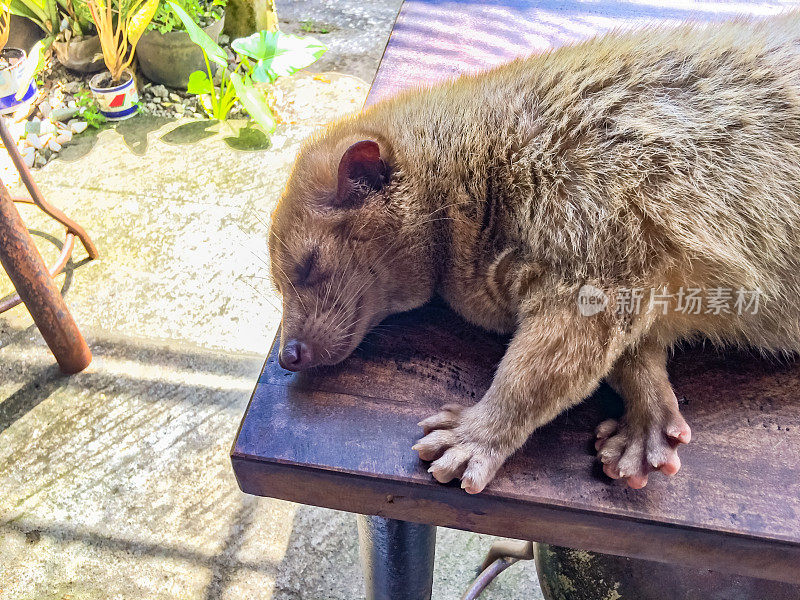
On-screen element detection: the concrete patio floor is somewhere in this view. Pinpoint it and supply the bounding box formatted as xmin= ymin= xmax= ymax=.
xmin=0 ymin=2 xmax=543 ymax=598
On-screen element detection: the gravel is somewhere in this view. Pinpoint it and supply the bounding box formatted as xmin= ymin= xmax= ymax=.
xmin=2 ymin=0 xmax=403 ymax=172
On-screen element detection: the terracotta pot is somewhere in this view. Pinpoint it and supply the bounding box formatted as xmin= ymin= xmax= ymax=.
xmin=89 ymin=69 xmax=139 ymax=120
xmin=136 ymin=14 xmax=225 ymax=89
xmin=0 ymin=48 xmax=37 ymax=115
xmin=534 ymin=543 xmax=800 ymax=600
xmin=53 ymin=35 xmax=105 ymax=73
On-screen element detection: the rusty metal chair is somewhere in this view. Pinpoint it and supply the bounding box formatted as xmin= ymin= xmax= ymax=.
xmin=0 ymin=116 xmax=97 ymax=373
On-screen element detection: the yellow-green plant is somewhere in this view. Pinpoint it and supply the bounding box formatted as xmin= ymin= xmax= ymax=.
xmin=86 ymin=0 xmax=158 ymax=83
xmin=9 ymin=0 xmax=53 ymax=35
xmin=10 ymin=0 xmax=92 ymax=38
xmin=0 ymin=0 xmax=11 ymax=53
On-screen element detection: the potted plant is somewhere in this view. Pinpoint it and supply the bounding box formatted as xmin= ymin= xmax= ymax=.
xmin=86 ymin=0 xmax=158 ymax=120
xmin=170 ymin=0 xmax=325 ymax=133
xmin=52 ymin=0 xmax=104 ymax=72
xmin=0 ymin=1 xmax=41 ymax=114
xmin=10 ymin=0 xmax=104 ymax=72
xmin=136 ymin=0 xmax=225 ymax=89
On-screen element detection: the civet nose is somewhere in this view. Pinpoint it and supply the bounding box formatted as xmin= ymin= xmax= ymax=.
xmin=279 ymin=339 xmax=313 ymax=371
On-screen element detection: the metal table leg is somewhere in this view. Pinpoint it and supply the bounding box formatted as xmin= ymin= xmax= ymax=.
xmin=357 ymin=515 xmax=436 ymax=600
xmin=0 ymin=180 xmax=92 ymax=374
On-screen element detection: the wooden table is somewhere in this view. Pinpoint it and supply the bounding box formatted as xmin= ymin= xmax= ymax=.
xmin=232 ymin=2 xmax=800 ymax=598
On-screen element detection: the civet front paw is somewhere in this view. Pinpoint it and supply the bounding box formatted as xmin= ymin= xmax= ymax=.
xmin=595 ymin=410 xmax=691 ymax=489
xmin=413 ymin=404 xmax=509 ymax=494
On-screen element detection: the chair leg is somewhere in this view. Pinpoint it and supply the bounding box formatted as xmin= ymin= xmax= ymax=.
xmin=460 ymin=540 xmax=534 ymax=600
xmin=0 ymin=180 xmax=92 ymax=374
xmin=0 ymin=117 xmax=98 ymax=260
xmin=357 ymin=515 xmax=436 ymax=600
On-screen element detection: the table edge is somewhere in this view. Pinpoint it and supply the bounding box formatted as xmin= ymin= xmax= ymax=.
xmin=231 ymin=453 xmax=800 ymax=584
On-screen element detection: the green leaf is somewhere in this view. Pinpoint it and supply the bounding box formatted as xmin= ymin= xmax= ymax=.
xmin=30 ymin=39 xmax=47 ymax=74
xmin=45 ymin=0 xmax=58 ymax=31
xmin=231 ymin=30 xmax=278 ymax=61
xmin=167 ymin=1 xmax=227 ymax=67
xmin=10 ymin=0 xmax=49 ymax=27
xmin=127 ymin=0 xmax=159 ymax=48
xmin=251 ymin=63 xmax=276 ymax=84
xmin=213 ymin=79 xmax=237 ymax=120
xmin=231 ymin=30 xmax=326 ymax=80
xmin=9 ymin=2 xmax=39 ymax=20
xmin=187 ymin=69 xmax=214 ymax=95
xmin=230 ymin=72 xmax=276 ymax=134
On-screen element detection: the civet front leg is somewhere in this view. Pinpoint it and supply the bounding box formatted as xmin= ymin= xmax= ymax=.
xmin=415 ymin=305 xmax=627 ymax=493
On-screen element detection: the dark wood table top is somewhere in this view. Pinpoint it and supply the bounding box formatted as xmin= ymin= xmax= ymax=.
xmin=232 ymin=0 xmax=800 ymax=584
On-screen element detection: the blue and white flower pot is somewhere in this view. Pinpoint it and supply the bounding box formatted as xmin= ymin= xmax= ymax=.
xmin=89 ymin=69 xmax=139 ymax=121
xmin=0 ymin=48 xmax=37 ymax=115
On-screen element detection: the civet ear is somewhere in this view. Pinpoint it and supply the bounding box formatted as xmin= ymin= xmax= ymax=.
xmin=334 ymin=140 xmax=390 ymax=207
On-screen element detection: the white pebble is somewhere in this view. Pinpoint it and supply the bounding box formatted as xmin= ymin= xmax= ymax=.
xmin=26 ymin=133 xmax=42 ymax=149
xmin=22 ymin=150 xmax=35 ymax=168
xmin=56 ymin=131 xmax=73 ymax=145
xmin=70 ymin=121 xmax=88 ymax=134
xmin=48 ymin=139 xmax=62 ymax=152
xmin=39 ymin=120 xmax=56 ymax=135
